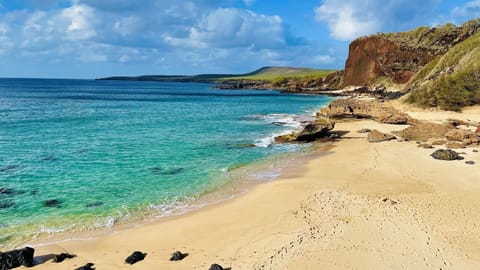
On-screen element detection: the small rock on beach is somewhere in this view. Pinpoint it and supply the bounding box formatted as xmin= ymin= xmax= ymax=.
xmin=125 ymin=251 xmax=146 ymax=265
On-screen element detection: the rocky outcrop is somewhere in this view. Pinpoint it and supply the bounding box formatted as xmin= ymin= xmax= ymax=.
xmin=0 ymin=247 xmax=35 ymax=269
xmin=431 ymin=149 xmax=463 ymax=160
xmin=344 ymin=21 xmax=480 ymax=87
xmin=445 ymin=129 xmax=480 ymax=145
xmin=275 ymin=119 xmax=335 ymax=143
xmin=319 ymin=98 xmax=411 ymax=124
xmin=392 ymin=121 xmax=455 ymax=142
xmin=367 ymin=130 xmax=396 ymax=143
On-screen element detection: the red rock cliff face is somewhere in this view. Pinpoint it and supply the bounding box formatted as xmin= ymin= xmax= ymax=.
xmin=344 ymin=36 xmax=436 ymax=86
xmin=343 ymin=21 xmax=480 ymax=87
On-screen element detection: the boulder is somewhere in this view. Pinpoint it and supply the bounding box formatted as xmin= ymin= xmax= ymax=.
xmin=125 ymin=251 xmax=146 ymax=265
xmin=393 ymin=121 xmax=454 ymax=142
xmin=209 ymin=264 xmax=225 ymax=270
xmin=275 ymin=119 xmax=335 ymax=143
xmin=367 ymin=130 xmax=396 ymax=143
xmin=170 ymin=251 xmax=188 ymax=261
xmin=319 ymin=99 xmax=411 ymax=124
xmin=431 ymin=149 xmax=463 ymax=160
xmin=0 ymin=246 xmax=35 ymax=270
xmin=75 ymin=263 xmax=95 ymax=270
xmin=466 ymin=161 xmax=476 ymax=165
xmin=445 ymin=129 xmax=478 ymax=142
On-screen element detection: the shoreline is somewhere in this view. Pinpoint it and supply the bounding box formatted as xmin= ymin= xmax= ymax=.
xmin=2 ymin=101 xmax=333 ymax=250
xmin=19 ymin=110 xmax=480 ymax=269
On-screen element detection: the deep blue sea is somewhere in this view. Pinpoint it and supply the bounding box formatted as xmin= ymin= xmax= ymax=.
xmin=0 ymin=79 xmax=332 ymax=247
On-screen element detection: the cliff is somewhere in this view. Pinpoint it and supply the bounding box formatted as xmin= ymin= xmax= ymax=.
xmin=344 ymin=20 xmax=480 ymax=87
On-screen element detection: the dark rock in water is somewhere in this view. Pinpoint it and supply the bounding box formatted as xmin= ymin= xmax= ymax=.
xmin=86 ymin=202 xmax=103 ymax=208
xmin=358 ymin=128 xmax=371 ymax=133
xmin=0 ymin=188 xmax=13 ymax=195
xmin=125 ymin=251 xmax=146 ymax=265
xmin=431 ymin=149 xmax=463 ymax=161
xmin=42 ymin=155 xmax=57 ymax=161
xmin=466 ymin=161 xmax=476 ymax=165
xmin=170 ymin=251 xmax=188 ymax=261
xmin=473 ymin=149 xmax=478 ymax=153
xmin=209 ymin=264 xmax=225 ymax=270
xmin=53 ymin=253 xmax=76 ymax=263
xmin=367 ymin=130 xmax=396 ymax=143
xmin=0 ymin=202 xmax=14 ymax=209
xmin=0 ymin=165 xmax=20 ymax=173
xmin=75 ymin=263 xmax=95 ymax=270
xmin=0 ymin=246 xmax=35 ymax=269
xmin=43 ymin=199 xmax=62 ymax=208
xmin=150 ymin=167 xmax=184 ymax=175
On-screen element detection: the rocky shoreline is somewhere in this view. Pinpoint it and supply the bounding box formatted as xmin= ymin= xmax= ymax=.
xmin=274 ymin=98 xmax=480 ymax=164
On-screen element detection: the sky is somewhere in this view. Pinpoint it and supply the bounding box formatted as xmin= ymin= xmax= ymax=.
xmin=0 ymin=0 xmax=479 ymax=78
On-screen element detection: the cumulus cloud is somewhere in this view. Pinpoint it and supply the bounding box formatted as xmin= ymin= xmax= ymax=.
xmin=0 ymin=0 xmax=339 ymax=77
xmin=315 ymin=0 xmax=441 ymax=41
xmin=451 ymin=0 xmax=480 ymax=20
xmin=164 ymin=8 xmax=286 ymax=49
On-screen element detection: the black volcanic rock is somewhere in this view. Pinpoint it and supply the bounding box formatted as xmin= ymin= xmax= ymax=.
xmin=0 ymin=246 xmax=35 ymax=270
xmin=170 ymin=251 xmax=188 ymax=261
xmin=53 ymin=253 xmax=76 ymax=263
xmin=209 ymin=264 xmax=225 ymax=270
xmin=431 ymin=149 xmax=463 ymax=160
xmin=75 ymin=263 xmax=95 ymax=270
xmin=125 ymin=251 xmax=146 ymax=265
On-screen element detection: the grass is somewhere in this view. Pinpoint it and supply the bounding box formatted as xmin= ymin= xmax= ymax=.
xmin=406 ymin=31 xmax=480 ymax=111
xmin=221 ymin=67 xmax=336 ymax=82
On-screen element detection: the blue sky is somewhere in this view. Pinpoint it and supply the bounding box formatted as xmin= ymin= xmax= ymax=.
xmin=0 ymin=0 xmax=478 ymax=78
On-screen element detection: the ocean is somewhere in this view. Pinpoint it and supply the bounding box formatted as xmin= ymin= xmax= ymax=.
xmin=0 ymin=79 xmax=332 ymax=247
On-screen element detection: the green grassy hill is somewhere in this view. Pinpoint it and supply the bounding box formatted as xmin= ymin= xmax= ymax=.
xmin=222 ymin=66 xmax=335 ymax=81
xmin=406 ymin=30 xmax=480 ymax=110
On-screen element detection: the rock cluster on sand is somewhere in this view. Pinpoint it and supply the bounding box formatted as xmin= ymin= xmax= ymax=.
xmin=319 ymin=98 xmax=411 ymax=124
xmin=0 ymin=247 xmax=35 ymax=270
xmin=431 ymin=149 xmax=463 ymax=160
xmin=367 ymin=130 xmax=396 ymax=143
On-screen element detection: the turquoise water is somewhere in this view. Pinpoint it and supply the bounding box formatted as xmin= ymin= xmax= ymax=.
xmin=0 ymin=79 xmax=332 ymax=246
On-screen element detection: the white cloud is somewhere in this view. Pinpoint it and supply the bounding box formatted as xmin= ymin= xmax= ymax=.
xmin=451 ymin=0 xmax=480 ymax=19
xmin=243 ymin=0 xmax=255 ymax=5
xmin=315 ymin=0 xmax=441 ymax=41
xmin=164 ymin=8 xmax=286 ymax=49
xmin=61 ymin=4 xmax=96 ymax=40
xmin=315 ymin=3 xmax=378 ymax=40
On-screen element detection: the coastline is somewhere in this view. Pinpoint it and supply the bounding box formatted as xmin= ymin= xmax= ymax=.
xmin=22 ymin=107 xmax=480 ymax=269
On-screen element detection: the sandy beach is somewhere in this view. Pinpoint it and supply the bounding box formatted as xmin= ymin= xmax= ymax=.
xmin=19 ymin=105 xmax=480 ymax=270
